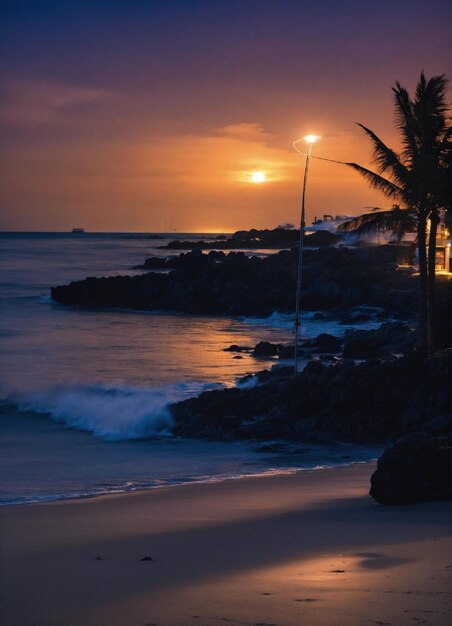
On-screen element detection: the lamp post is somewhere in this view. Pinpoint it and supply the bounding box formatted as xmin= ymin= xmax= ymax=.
xmin=293 ymin=135 xmax=320 ymax=375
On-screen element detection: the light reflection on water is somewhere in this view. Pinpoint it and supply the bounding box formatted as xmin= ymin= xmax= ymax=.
xmin=0 ymin=304 xmax=293 ymax=395
xmin=0 ymin=232 xmax=292 ymax=395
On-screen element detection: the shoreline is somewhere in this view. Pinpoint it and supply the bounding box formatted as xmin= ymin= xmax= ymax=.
xmin=1 ymin=463 xmax=450 ymax=626
xmin=0 ymin=459 xmax=380 ymax=508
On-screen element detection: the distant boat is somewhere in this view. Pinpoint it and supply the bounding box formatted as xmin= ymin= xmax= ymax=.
xmin=71 ymin=228 xmax=85 ymax=233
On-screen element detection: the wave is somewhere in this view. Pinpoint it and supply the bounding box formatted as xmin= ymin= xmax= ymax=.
xmin=239 ymin=311 xmax=295 ymax=329
xmin=239 ymin=309 xmax=388 ymax=336
xmin=7 ymin=381 xmax=221 ymax=441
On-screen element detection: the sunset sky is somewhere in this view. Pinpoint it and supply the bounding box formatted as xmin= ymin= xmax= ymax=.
xmin=1 ymin=0 xmax=449 ymax=233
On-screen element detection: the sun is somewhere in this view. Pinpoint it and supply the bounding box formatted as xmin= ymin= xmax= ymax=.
xmin=251 ymin=171 xmax=266 ymax=183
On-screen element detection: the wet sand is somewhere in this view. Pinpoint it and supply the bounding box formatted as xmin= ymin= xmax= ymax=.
xmin=1 ymin=463 xmax=451 ymax=626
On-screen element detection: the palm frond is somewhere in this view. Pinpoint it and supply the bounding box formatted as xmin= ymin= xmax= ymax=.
xmin=346 ymin=162 xmax=406 ymax=201
xmin=338 ymin=207 xmax=417 ymax=241
xmin=355 ymin=123 xmax=410 ymax=186
xmin=392 ymin=83 xmax=419 ymax=165
xmin=414 ymin=73 xmax=449 ymax=145
xmin=437 ymin=125 xmax=452 ymax=166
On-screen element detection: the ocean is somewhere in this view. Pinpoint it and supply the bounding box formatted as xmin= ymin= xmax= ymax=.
xmin=0 ymin=232 xmax=382 ymax=505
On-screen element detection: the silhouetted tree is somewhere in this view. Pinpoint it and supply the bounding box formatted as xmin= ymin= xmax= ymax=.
xmin=341 ymin=73 xmax=451 ymax=355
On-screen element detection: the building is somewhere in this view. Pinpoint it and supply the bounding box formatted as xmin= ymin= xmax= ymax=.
xmin=434 ymin=220 xmax=451 ymax=272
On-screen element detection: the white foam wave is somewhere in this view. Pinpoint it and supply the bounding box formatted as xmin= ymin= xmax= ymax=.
xmin=240 ymin=309 xmax=387 ymax=337
xmin=9 ymin=381 xmax=221 ymax=441
xmin=239 ymin=311 xmax=295 ymax=329
xmin=236 ymin=375 xmax=259 ymax=389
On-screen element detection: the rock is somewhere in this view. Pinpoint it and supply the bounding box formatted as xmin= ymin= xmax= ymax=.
xmin=161 ymin=227 xmax=301 ymax=250
xmin=253 ymin=342 xmax=279 ymax=357
xmin=423 ymin=414 xmax=452 ymax=435
xmin=278 ymin=344 xmax=296 ymax=359
xmin=254 ymin=366 xmax=292 ymax=384
xmin=237 ymin=373 xmax=254 ymax=386
xmin=133 ymin=256 xmax=169 ymax=270
xmin=339 ymin=313 xmax=372 ymax=324
xmin=52 ymin=245 xmax=422 ymax=319
xmin=320 ymin=354 xmax=338 ymax=362
xmin=224 ymin=344 xmax=251 ymax=352
xmin=171 ymin=351 xmax=451 ymax=444
xmin=304 ymin=230 xmax=341 ymax=246
xmin=342 ymin=322 xmax=414 ymax=359
xmin=370 ymin=431 xmax=452 ymax=504
xmin=315 ymin=333 xmax=342 ymax=352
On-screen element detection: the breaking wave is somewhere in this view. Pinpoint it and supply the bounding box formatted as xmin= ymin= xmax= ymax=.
xmin=240 ymin=309 xmax=386 ymax=336
xmin=7 ymin=381 xmax=221 ymax=441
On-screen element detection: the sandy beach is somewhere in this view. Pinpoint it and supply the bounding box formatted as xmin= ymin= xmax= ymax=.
xmin=1 ymin=463 xmax=450 ymax=626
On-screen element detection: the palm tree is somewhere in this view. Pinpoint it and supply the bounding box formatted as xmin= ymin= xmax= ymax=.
xmin=341 ymin=73 xmax=450 ymax=356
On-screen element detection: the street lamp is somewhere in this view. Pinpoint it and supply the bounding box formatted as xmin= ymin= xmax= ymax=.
xmin=293 ymin=134 xmax=320 ymax=375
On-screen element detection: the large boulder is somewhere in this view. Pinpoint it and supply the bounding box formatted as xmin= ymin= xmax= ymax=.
xmin=304 ymin=230 xmax=341 ymax=246
xmin=342 ymin=322 xmax=414 ymax=358
xmin=370 ymin=431 xmax=452 ymax=504
xmin=133 ymin=256 xmax=170 ymax=270
xmin=315 ymin=333 xmax=342 ymax=352
xmin=253 ymin=341 xmax=279 ymax=357
xmin=278 ymin=344 xmax=296 ymax=359
xmin=224 ymin=344 xmax=251 ymax=352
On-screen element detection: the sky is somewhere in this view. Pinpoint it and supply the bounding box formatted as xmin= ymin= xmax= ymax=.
xmin=0 ymin=0 xmax=450 ymax=232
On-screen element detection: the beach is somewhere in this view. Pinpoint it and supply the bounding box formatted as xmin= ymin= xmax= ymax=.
xmin=1 ymin=2 xmax=451 ymax=624
xmin=1 ymin=463 xmax=450 ymax=626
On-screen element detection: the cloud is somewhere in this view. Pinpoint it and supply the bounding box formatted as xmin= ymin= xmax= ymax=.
xmin=129 ymin=121 xmax=297 ymax=189
xmin=215 ymin=122 xmax=272 ymax=143
xmin=1 ymin=79 xmax=117 ymax=126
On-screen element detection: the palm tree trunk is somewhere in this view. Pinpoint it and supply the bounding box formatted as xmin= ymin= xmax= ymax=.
xmin=417 ymin=217 xmax=429 ymax=356
xmin=427 ymin=210 xmax=439 ymax=355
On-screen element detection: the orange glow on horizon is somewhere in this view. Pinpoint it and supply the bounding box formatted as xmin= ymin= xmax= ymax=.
xmin=0 ymin=118 xmax=414 ymax=232
xmin=1 ymin=1 xmax=448 ymax=233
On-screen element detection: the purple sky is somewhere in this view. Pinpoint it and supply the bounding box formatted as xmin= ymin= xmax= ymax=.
xmin=1 ymin=0 xmax=450 ymax=232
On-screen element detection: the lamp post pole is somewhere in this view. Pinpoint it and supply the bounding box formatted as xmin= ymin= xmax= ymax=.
xmin=294 ymin=136 xmax=318 ymax=375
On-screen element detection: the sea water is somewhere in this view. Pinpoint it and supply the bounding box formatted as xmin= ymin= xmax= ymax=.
xmin=0 ymin=232 xmax=382 ymax=505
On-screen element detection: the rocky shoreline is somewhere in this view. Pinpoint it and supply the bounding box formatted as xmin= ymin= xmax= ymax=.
xmin=170 ymin=350 xmax=450 ymax=443
xmin=50 ymin=239 xmax=451 ymax=504
xmin=159 ymin=227 xmax=340 ymax=250
xmin=170 ymin=345 xmax=451 ymax=504
xmin=52 ymin=244 xmax=417 ymax=318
